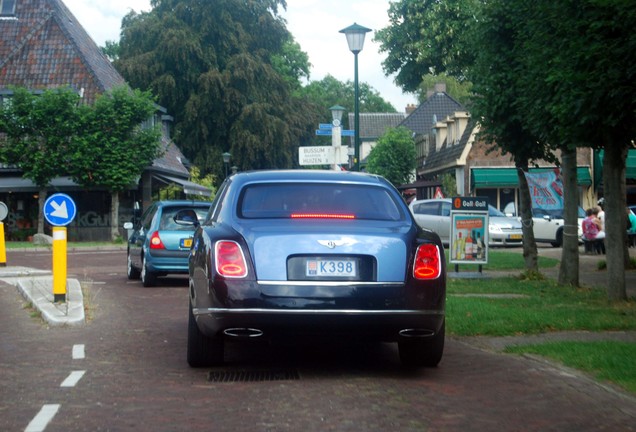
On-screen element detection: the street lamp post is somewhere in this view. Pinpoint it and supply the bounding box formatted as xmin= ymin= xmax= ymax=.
xmin=340 ymin=23 xmax=371 ymax=172
xmin=222 ymin=152 xmax=231 ymax=178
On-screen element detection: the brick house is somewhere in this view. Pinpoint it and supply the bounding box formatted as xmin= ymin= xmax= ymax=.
xmin=0 ymin=0 xmax=208 ymax=241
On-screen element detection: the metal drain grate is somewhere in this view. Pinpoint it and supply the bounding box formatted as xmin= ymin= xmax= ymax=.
xmin=208 ymin=368 xmax=300 ymax=383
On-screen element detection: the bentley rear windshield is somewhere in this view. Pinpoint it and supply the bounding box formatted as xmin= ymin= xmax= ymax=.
xmin=239 ymin=183 xmax=405 ymax=221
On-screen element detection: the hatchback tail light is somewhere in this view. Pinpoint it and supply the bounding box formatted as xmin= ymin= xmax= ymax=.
xmin=149 ymin=231 xmax=165 ymax=250
xmin=413 ymin=244 xmax=441 ymax=279
xmin=215 ymin=240 xmax=248 ymax=278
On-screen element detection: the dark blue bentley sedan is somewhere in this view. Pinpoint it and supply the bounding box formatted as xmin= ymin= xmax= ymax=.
xmin=180 ymin=170 xmax=446 ymax=368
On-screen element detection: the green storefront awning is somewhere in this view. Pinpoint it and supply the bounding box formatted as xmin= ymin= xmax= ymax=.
xmin=595 ymin=149 xmax=636 ymax=182
xmin=472 ymin=167 xmax=592 ymax=188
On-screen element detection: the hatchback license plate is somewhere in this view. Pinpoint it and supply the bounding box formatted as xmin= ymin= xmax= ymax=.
xmin=180 ymin=238 xmax=193 ymax=248
xmin=306 ymin=259 xmax=357 ymax=277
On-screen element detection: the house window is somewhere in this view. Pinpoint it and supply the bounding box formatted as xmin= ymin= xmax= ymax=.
xmin=0 ymin=0 xmax=16 ymax=16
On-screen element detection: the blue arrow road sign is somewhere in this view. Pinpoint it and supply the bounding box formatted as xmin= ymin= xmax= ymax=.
xmin=341 ymin=130 xmax=355 ymax=136
xmin=44 ymin=193 xmax=77 ymax=226
xmin=319 ymin=123 xmax=333 ymax=130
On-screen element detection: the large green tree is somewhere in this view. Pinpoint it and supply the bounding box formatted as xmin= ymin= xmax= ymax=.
xmin=0 ymin=87 xmax=83 ymax=233
xmin=374 ymin=0 xmax=478 ymax=91
xmin=511 ymin=0 xmax=636 ymax=299
xmin=377 ymin=0 xmax=636 ymax=298
xmin=300 ymin=75 xmax=396 ymax=124
xmin=468 ymin=0 xmax=555 ymax=276
xmin=70 ymin=86 xmax=161 ymax=240
xmin=115 ymin=0 xmax=319 ymax=179
xmin=0 ymin=86 xmax=162 ymax=240
xmin=366 ymin=127 xmax=416 ymax=187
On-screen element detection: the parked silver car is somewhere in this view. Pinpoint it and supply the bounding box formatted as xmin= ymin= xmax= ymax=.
xmin=409 ymin=198 xmax=523 ymax=246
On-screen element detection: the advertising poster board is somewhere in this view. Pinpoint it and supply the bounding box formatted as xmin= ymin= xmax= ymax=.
xmin=524 ymin=169 xmax=564 ymax=211
xmin=449 ymin=197 xmax=489 ymax=265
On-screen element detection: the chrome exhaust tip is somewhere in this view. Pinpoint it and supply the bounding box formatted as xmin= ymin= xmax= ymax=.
xmin=399 ymin=329 xmax=435 ymax=338
xmin=223 ymin=328 xmax=264 ymax=338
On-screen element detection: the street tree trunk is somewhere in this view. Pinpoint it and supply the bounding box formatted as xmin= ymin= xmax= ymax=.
xmin=110 ymin=192 xmax=120 ymax=242
xmin=516 ymin=165 xmax=539 ymax=272
xmin=558 ymin=148 xmax=579 ymax=287
xmin=37 ymin=190 xmax=46 ymax=234
xmin=603 ymin=144 xmax=627 ymax=301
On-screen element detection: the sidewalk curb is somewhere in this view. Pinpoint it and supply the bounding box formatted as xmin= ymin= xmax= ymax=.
xmin=14 ymin=277 xmax=85 ymax=326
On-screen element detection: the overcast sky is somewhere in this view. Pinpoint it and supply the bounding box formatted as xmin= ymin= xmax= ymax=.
xmin=63 ymin=0 xmax=417 ymax=112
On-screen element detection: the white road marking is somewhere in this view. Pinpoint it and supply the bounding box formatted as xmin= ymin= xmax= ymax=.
xmin=60 ymin=371 xmax=86 ymax=388
xmin=25 ymin=404 xmax=60 ymax=432
xmin=72 ymin=344 xmax=85 ymax=360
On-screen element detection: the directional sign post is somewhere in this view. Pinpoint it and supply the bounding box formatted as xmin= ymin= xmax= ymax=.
xmin=44 ymin=193 xmax=77 ymax=302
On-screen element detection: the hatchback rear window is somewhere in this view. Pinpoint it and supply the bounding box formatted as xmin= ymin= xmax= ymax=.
xmin=239 ymin=183 xmax=404 ymax=221
xmin=160 ymin=206 xmax=208 ymax=230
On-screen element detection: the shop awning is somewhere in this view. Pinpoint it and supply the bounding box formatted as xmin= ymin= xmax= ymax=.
xmin=596 ymin=149 xmax=636 ymax=181
xmin=154 ymin=174 xmax=212 ymax=198
xmin=0 ymin=176 xmax=81 ymax=192
xmin=472 ymin=167 xmax=592 ymax=188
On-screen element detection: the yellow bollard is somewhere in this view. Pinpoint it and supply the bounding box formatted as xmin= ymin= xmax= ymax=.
xmin=0 ymin=222 xmax=6 ymax=267
xmin=52 ymin=226 xmax=67 ymax=303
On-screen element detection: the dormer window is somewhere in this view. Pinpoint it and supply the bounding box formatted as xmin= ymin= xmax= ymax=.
xmin=1 ymin=0 xmax=16 ymax=16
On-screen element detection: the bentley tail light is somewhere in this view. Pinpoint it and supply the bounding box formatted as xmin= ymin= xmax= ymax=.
xmin=149 ymin=231 xmax=165 ymax=250
xmin=413 ymin=244 xmax=441 ymax=279
xmin=215 ymin=240 xmax=248 ymax=278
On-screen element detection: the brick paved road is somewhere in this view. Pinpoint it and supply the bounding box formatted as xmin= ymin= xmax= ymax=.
xmin=1 ymin=248 xmax=634 ymax=431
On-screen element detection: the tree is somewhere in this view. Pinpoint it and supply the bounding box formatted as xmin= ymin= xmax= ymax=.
xmin=271 ymin=38 xmax=311 ymax=92
xmin=115 ymin=0 xmax=316 ymax=180
xmin=69 ymin=86 xmax=161 ymax=241
xmin=468 ymin=0 xmax=557 ymax=275
xmin=0 ymin=87 xmax=83 ymax=233
xmin=300 ymin=75 xmax=397 ymax=122
xmin=440 ymin=172 xmax=457 ymax=198
xmin=101 ymin=40 xmax=120 ymax=62
xmin=374 ymin=0 xmax=479 ymax=91
xmin=366 ymin=127 xmax=416 ymax=187
xmin=511 ymin=0 xmax=636 ymax=299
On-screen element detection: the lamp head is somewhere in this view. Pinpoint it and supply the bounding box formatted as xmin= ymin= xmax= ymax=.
xmin=339 ymin=23 xmax=372 ymax=54
xmin=329 ymin=105 xmax=345 ymax=125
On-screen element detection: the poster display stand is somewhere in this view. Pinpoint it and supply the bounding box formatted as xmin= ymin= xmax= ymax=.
xmin=449 ymin=197 xmax=489 ymax=272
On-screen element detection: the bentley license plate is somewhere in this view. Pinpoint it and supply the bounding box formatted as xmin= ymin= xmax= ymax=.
xmin=180 ymin=238 xmax=193 ymax=248
xmin=306 ymin=259 xmax=357 ymax=277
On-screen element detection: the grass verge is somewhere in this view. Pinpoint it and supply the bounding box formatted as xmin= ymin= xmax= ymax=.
xmin=505 ymin=341 xmax=636 ymax=394
xmin=446 ymin=249 xmax=559 ymax=271
xmin=449 ymin=276 xmax=636 ymax=394
xmin=448 ymin=277 xmax=636 ymax=336
xmin=5 ymin=241 xmax=122 ymax=249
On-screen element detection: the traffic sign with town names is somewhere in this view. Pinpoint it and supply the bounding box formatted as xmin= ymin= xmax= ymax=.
xmin=298 ymin=146 xmax=349 ymax=165
xmin=299 ymin=146 xmax=334 ymax=165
